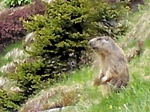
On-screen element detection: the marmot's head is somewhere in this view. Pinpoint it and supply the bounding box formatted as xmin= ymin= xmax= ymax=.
xmin=89 ymin=36 xmax=117 ymax=55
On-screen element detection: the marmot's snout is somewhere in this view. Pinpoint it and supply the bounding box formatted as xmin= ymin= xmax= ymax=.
xmin=88 ymin=40 xmax=93 ymax=47
xmin=88 ymin=38 xmax=97 ymax=49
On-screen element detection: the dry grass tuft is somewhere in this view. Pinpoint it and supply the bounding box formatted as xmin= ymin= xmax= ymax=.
xmin=19 ymin=85 xmax=82 ymax=112
xmin=0 ymin=48 xmax=29 ymax=74
xmin=118 ymin=10 xmax=150 ymax=62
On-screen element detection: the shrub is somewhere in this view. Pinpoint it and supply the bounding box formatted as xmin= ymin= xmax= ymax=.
xmin=8 ymin=59 xmax=54 ymax=97
xmin=0 ymin=0 xmax=46 ymax=43
xmin=23 ymin=0 xmax=90 ymax=74
xmin=18 ymin=0 xmax=128 ymax=98
xmin=5 ymin=0 xmax=32 ymax=7
xmin=3 ymin=0 xmax=128 ymax=111
xmin=0 ymin=9 xmax=13 ymax=22
xmin=0 ymin=89 xmax=25 ymax=112
xmin=6 ymin=58 xmax=55 ymax=111
xmin=4 ymin=0 xmax=90 ymax=110
xmin=23 ymin=0 xmax=128 ymax=74
xmin=87 ymin=0 xmax=129 ymax=38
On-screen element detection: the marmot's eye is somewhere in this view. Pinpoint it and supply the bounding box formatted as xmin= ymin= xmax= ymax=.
xmin=97 ymin=38 xmax=102 ymax=41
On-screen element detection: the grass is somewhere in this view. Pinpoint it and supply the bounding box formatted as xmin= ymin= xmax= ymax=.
xmin=46 ymin=17 xmax=150 ymax=111
xmin=20 ymin=38 xmax=150 ymax=112
xmin=0 ymin=40 xmax=23 ymax=75
xmin=19 ymin=17 xmax=150 ymax=111
xmin=58 ymin=38 xmax=150 ymax=112
xmin=1 ymin=1 xmax=150 ymax=112
xmin=0 ymin=0 xmax=6 ymax=11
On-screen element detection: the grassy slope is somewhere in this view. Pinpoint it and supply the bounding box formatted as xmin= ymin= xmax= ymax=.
xmin=87 ymin=41 xmax=150 ymax=112
xmin=57 ymin=4 xmax=150 ymax=112
xmin=14 ymin=39 xmax=150 ymax=112
xmin=1 ymin=2 xmax=150 ymax=112
xmin=68 ymin=7 xmax=150 ymax=111
xmin=56 ymin=41 xmax=150 ymax=112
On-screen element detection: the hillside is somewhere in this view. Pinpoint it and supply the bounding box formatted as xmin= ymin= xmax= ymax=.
xmin=19 ymin=38 xmax=150 ymax=112
xmin=19 ymin=2 xmax=150 ymax=112
xmin=0 ymin=0 xmax=150 ymax=112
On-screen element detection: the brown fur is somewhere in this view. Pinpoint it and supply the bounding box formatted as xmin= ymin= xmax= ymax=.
xmin=89 ymin=36 xmax=129 ymax=96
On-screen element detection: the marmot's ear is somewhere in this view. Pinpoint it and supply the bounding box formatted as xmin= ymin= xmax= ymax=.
xmin=102 ymin=39 xmax=109 ymax=44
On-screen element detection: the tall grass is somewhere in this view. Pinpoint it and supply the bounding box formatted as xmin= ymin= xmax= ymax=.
xmin=1 ymin=1 xmax=150 ymax=112
xmin=61 ymin=3 xmax=150 ymax=112
xmin=56 ymin=36 xmax=150 ymax=112
xmin=0 ymin=41 xmax=22 ymax=74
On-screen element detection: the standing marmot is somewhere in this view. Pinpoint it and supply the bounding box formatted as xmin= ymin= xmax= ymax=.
xmin=89 ymin=36 xmax=129 ymax=96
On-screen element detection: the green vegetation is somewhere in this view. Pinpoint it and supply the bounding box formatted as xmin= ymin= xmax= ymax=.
xmin=0 ymin=41 xmax=25 ymax=111
xmin=87 ymin=40 xmax=150 ymax=112
xmin=0 ymin=90 xmax=25 ymax=112
xmin=19 ymin=1 xmax=150 ymax=111
xmin=5 ymin=0 xmax=32 ymax=7
xmin=38 ymin=40 xmax=150 ymax=112
xmin=23 ymin=0 xmax=90 ymax=75
xmin=0 ymin=0 xmax=6 ymax=11
xmin=1 ymin=0 xmax=150 ymax=112
xmin=87 ymin=0 xmax=128 ymax=38
xmin=6 ymin=1 xmax=127 ymax=111
xmin=0 ymin=41 xmax=22 ymax=69
xmin=19 ymin=42 xmax=150 ymax=111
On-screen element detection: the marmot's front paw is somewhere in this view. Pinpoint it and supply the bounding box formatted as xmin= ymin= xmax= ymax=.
xmin=101 ymin=76 xmax=112 ymax=84
xmin=101 ymin=76 xmax=108 ymax=83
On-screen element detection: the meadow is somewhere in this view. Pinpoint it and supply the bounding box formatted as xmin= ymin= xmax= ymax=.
xmin=0 ymin=0 xmax=150 ymax=112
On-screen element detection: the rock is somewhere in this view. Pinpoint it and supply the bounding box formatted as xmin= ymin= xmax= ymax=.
xmin=41 ymin=106 xmax=75 ymax=112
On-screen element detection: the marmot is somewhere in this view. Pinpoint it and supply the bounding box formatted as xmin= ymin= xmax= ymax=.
xmin=89 ymin=36 xmax=129 ymax=96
